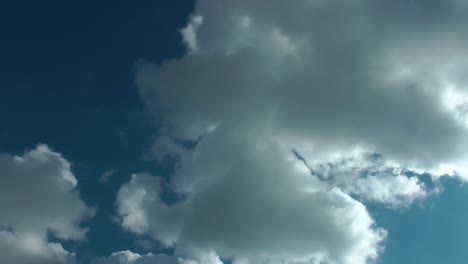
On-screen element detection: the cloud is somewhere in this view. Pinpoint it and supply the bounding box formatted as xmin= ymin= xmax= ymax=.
xmin=180 ymin=15 xmax=204 ymax=54
xmin=0 ymin=230 xmax=78 ymax=264
xmin=0 ymin=145 xmax=93 ymax=264
xmin=117 ymin=128 xmax=386 ymax=264
xmin=122 ymin=0 xmax=468 ymax=263
xmin=138 ymin=0 xmax=468 ymax=175
xmin=91 ymin=250 xmax=196 ymax=264
xmin=99 ymin=169 xmax=117 ymax=183
xmin=299 ymin=149 xmax=430 ymax=208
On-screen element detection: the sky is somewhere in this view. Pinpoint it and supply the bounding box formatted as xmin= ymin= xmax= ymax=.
xmin=2 ymin=0 xmax=468 ymax=264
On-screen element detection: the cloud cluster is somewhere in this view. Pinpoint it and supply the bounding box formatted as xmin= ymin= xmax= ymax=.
xmin=301 ymin=149 xmax=429 ymax=208
xmin=0 ymin=145 xmax=93 ymax=264
xmin=138 ymin=0 xmax=468 ymax=174
xmin=117 ymin=131 xmax=387 ymax=263
xmin=117 ymin=0 xmax=468 ymax=263
xmin=91 ymin=250 xmax=194 ymax=264
xmin=91 ymin=248 xmax=225 ymax=264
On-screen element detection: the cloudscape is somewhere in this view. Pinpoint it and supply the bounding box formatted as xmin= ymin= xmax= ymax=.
xmin=2 ymin=1 xmax=468 ymax=263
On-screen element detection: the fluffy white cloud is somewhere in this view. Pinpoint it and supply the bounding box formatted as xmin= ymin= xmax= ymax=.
xmin=117 ymin=127 xmax=387 ymax=264
xmin=138 ymin=0 xmax=468 ymax=175
xmin=0 ymin=145 xmax=93 ymax=264
xmin=123 ymin=0 xmax=468 ymax=263
xmin=298 ymin=149 xmax=430 ymax=208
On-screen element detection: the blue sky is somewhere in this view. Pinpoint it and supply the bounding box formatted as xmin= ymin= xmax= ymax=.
xmin=2 ymin=1 xmax=468 ymax=264
xmin=0 ymin=0 xmax=194 ymax=262
xmin=372 ymin=178 xmax=468 ymax=263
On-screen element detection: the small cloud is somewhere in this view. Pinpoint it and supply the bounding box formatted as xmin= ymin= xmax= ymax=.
xmin=180 ymin=14 xmax=204 ymax=53
xmin=99 ymin=169 xmax=117 ymax=183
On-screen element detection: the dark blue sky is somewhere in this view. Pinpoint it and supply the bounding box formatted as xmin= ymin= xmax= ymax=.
xmin=0 ymin=1 xmax=193 ymax=262
xmin=0 ymin=0 xmax=193 ymax=154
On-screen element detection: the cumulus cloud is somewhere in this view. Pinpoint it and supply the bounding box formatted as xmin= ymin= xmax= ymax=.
xmin=0 ymin=145 xmax=93 ymax=264
xmin=138 ymin=0 xmax=468 ymax=175
xmin=299 ymin=149 xmax=430 ymax=208
xmin=0 ymin=230 xmax=77 ymax=264
xmin=118 ymin=0 xmax=468 ymax=263
xmin=117 ymin=128 xmax=386 ymax=264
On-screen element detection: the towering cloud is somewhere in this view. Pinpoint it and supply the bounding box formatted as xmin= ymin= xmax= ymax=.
xmin=115 ymin=0 xmax=468 ymax=263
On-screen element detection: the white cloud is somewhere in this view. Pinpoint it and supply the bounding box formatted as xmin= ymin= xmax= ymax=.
xmin=117 ymin=128 xmax=386 ymax=264
xmin=0 ymin=145 xmax=93 ymax=264
xmin=91 ymin=250 xmax=196 ymax=264
xmin=180 ymin=15 xmax=204 ymax=54
xmin=127 ymin=0 xmax=468 ymax=263
xmin=348 ymin=175 xmax=426 ymax=207
xmin=298 ymin=149 xmax=429 ymax=208
xmin=0 ymin=230 xmax=77 ymax=264
xmin=138 ymin=0 xmax=468 ymax=173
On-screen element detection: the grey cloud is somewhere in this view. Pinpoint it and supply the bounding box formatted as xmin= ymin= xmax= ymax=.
xmin=138 ymin=0 xmax=468 ymax=171
xmin=0 ymin=145 xmax=93 ymax=264
xmin=117 ymin=126 xmax=386 ymax=264
xmin=123 ymin=0 xmax=468 ymax=263
xmin=0 ymin=231 xmax=78 ymax=264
